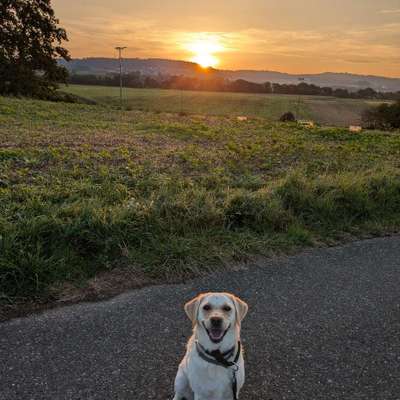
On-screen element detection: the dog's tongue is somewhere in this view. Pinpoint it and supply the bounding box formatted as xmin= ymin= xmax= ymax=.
xmin=209 ymin=329 xmax=224 ymax=341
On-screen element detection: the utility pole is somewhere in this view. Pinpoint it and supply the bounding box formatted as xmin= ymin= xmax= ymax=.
xmin=115 ymin=46 xmax=127 ymax=109
xmin=296 ymin=77 xmax=305 ymax=120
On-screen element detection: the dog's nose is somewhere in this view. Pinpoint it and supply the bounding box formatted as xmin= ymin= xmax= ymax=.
xmin=210 ymin=317 xmax=223 ymax=328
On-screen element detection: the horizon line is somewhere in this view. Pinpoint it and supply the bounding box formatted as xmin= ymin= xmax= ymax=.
xmin=63 ymin=56 xmax=400 ymax=80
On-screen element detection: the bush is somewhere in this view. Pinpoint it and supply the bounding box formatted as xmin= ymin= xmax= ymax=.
xmin=362 ymin=101 xmax=400 ymax=130
xmin=48 ymin=91 xmax=97 ymax=105
xmin=280 ymin=112 xmax=296 ymax=122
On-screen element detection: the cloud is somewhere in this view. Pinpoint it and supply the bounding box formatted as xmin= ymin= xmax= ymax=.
xmin=218 ymin=26 xmax=400 ymax=60
xmin=61 ymin=12 xmax=400 ymax=76
xmin=380 ymin=9 xmax=400 ymax=14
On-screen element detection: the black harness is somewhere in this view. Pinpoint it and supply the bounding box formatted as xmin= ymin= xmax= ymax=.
xmin=195 ymin=341 xmax=241 ymax=400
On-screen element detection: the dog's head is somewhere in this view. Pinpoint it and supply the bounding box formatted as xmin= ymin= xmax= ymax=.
xmin=184 ymin=292 xmax=248 ymax=345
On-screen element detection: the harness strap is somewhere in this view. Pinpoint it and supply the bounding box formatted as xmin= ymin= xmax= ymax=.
xmin=195 ymin=341 xmax=241 ymax=400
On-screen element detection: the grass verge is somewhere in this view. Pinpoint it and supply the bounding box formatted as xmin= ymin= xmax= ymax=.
xmin=1 ymin=96 xmax=400 ymax=306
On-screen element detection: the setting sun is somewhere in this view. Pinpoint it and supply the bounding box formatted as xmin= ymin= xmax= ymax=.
xmin=192 ymin=52 xmax=219 ymax=68
xmin=186 ymin=38 xmax=222 ymax=68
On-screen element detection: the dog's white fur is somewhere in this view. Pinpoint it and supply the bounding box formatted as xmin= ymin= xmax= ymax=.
xmin=173 ymin=292 xmax=248 ymax=400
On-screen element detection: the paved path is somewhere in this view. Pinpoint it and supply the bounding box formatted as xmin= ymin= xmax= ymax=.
xmin=1 ymin=237 xmax=400 ymax=400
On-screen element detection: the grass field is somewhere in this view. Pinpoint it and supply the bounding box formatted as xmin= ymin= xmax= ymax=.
xmin=1 ymin=96 xmax=400 ymax=303
xmin=64 ymin=84 xmax=383 ymax=127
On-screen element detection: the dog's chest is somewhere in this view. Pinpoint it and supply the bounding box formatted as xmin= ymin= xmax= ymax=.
xmin=188 ymin=361 xmax=234 ymax=399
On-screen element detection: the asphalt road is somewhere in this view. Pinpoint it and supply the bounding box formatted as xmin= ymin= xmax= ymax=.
xmin=1 ymin=237 xmax=400 ymax=400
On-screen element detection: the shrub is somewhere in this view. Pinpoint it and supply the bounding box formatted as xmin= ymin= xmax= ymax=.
xmin=279 ymin=112 xmax=296 ymax=122
xmin=362 ymin=101 xmax=400 ymax=130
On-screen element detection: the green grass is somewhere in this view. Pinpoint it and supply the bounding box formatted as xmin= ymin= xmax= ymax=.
xmin=64 ymin=84 xmax=377 ymax=127
xmin=1 ymin=95 xmax=400 ymax=302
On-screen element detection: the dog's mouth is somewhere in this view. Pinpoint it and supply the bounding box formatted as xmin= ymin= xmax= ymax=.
xmin=202 ymin=322 xmax=230 ymax=343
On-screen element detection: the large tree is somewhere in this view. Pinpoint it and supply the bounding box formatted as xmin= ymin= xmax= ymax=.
xmin=0 ymin=0 xmax=70 ymax=98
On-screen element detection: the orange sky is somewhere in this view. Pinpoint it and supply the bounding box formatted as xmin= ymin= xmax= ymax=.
xmin=53 ymin=0 xmax=400 ymax=77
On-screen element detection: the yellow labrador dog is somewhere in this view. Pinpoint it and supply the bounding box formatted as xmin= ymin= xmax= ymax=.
xmin=173 ymin=292 xmax=248 ymax=400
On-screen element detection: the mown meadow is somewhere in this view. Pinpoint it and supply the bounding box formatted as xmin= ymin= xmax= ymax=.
xmin=1 ymin=96 xmax=400 ymax=303
xmin=64 ymin=84 xmax=382 ymax=127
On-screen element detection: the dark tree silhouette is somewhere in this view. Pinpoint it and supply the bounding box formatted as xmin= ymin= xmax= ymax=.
xmin=0 ymin=0 xmax=70 ymax=98
xmin=362 ymin=101 xmax=400 ymax=130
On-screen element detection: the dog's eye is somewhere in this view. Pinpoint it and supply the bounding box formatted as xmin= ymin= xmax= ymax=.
xmin=223 ymin=305 xmax=232 ymax=312
xmin=203 ymin=304 xmax=211 ymax=311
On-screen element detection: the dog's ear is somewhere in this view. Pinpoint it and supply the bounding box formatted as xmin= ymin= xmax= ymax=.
xmin=230 ymin=295 xmax=248 ymax=323
xmin=184 ymin=294 xmax=205 ymax=326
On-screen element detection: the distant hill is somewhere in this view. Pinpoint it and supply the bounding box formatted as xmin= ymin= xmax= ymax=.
xmin=222 ymin=70 xmax=400 ymax=92
xmin=60 ymin=58 xmax=204 ymax=77
xmin=60 ymin=58 xmax=400 ymax=92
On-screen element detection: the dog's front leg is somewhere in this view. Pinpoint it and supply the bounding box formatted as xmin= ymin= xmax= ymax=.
xmin=173 ymin=367 xmax=194 ymax=400
xmin=173 ymin=395 xmax=193 ymax=400
xmin=173 ymin=394 xmax=194 ymax=400
xmin=173 ymin=390 xmax=194 ymax=400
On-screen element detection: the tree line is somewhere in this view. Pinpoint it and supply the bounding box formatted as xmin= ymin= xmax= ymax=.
xmin=68 ymin=72 xmax=400 ymax=100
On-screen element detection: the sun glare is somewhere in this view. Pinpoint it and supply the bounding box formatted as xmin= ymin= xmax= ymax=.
xmin=192 ymin=53 xmax=219 ymax=68
xmin=187 ymin=38 xmax=222 ymax=68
